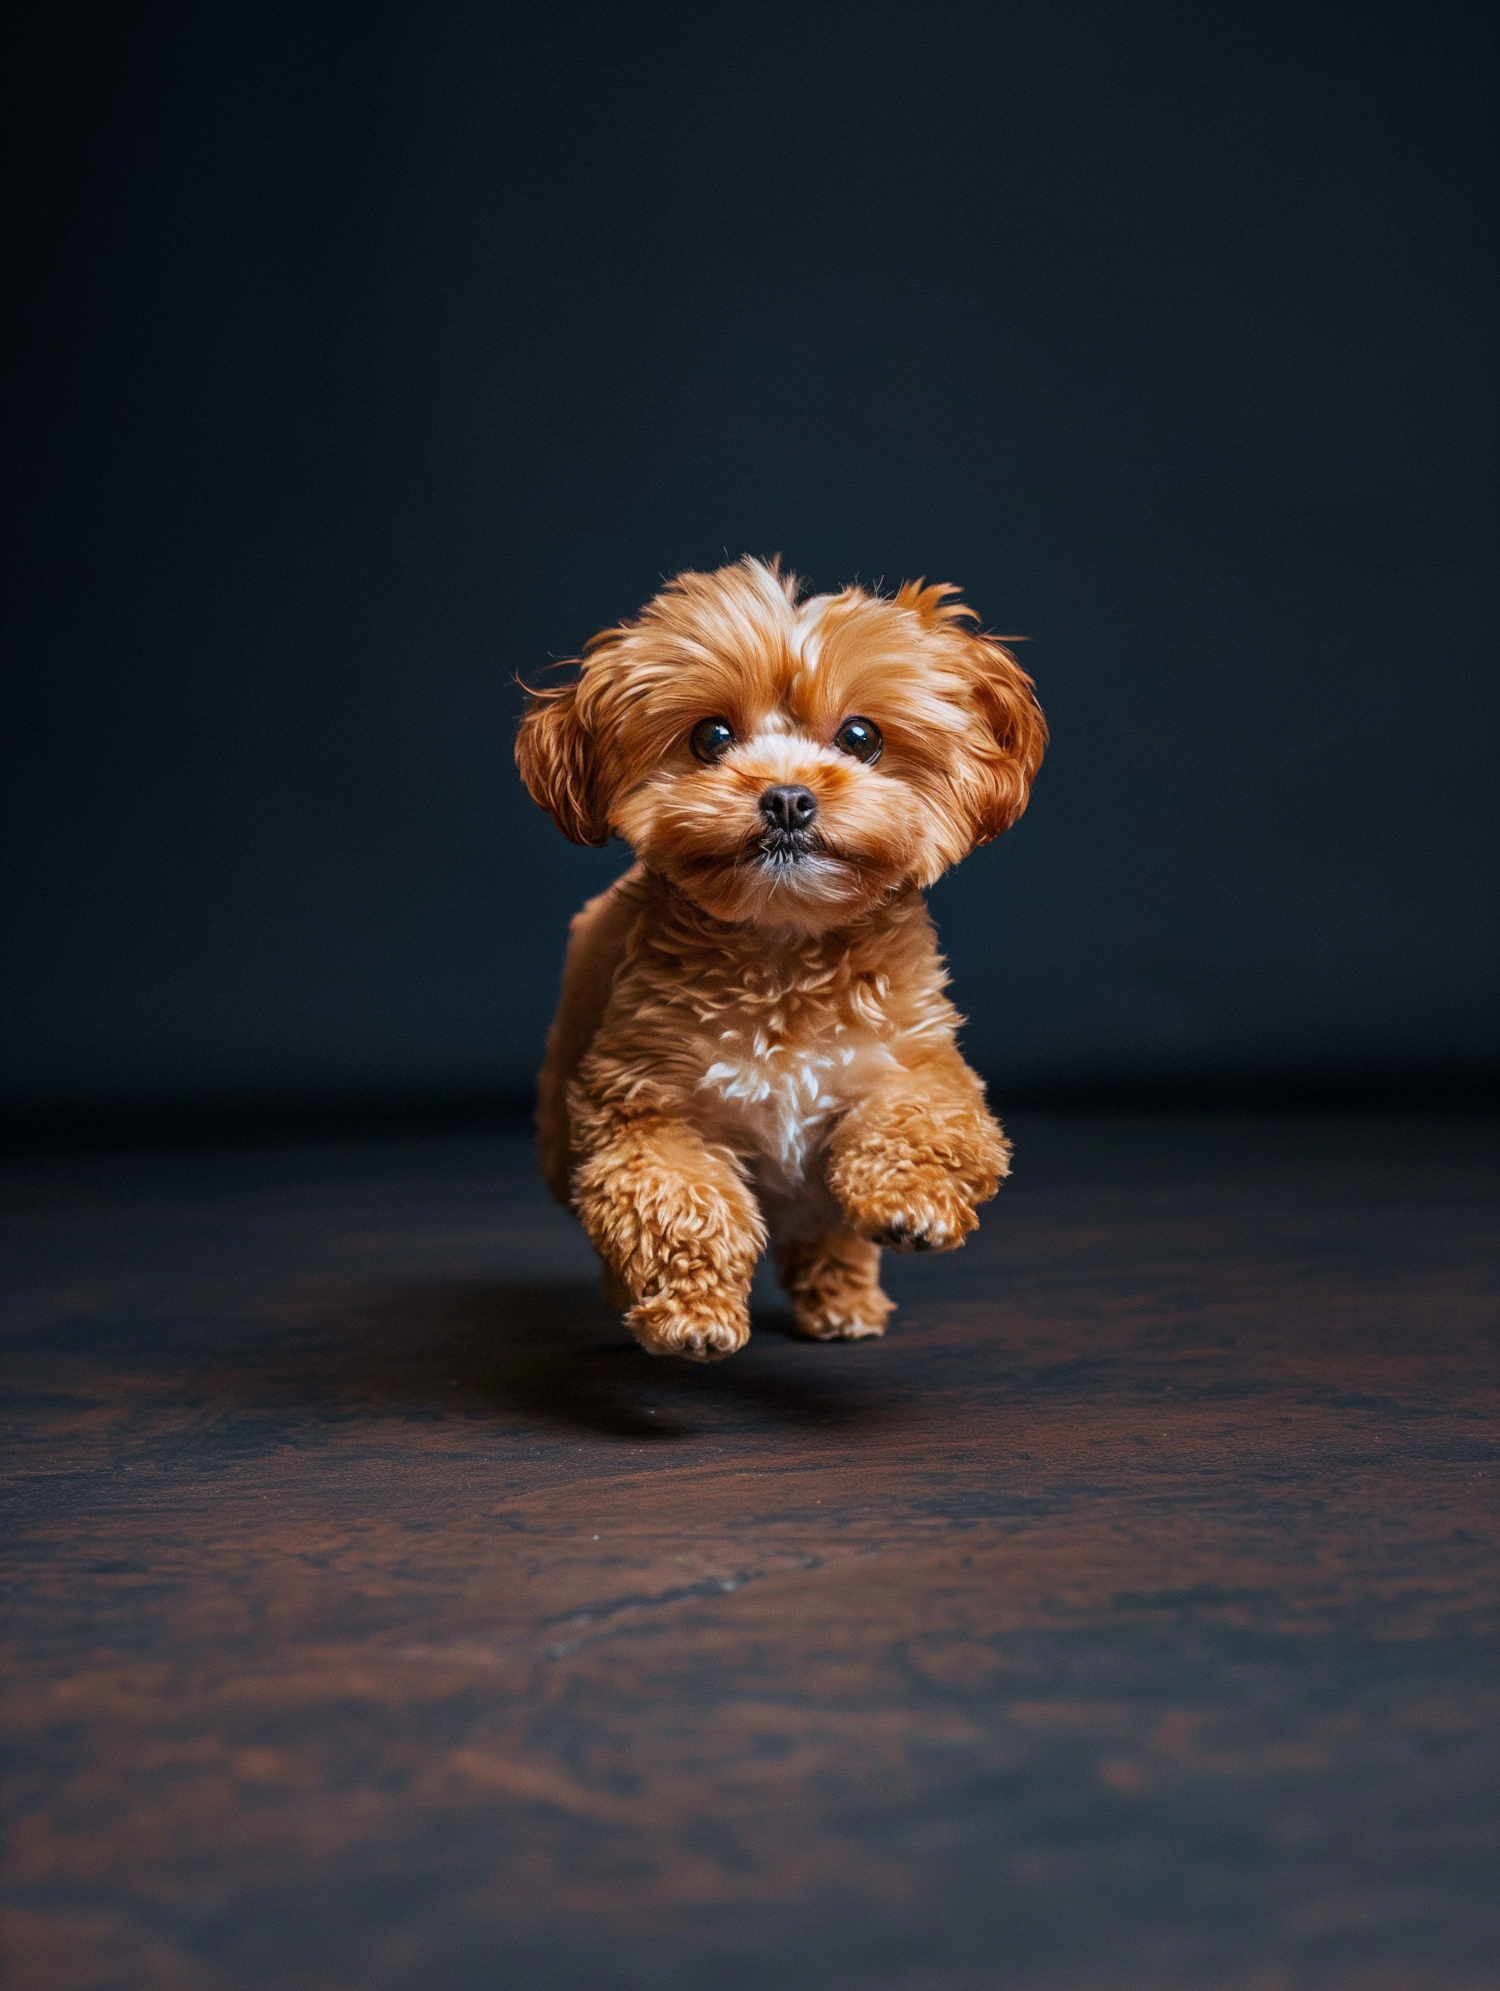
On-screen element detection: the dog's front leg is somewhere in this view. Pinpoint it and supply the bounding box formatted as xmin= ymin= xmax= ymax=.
xmin=568 ymin=1092 xmax=765 ymax=1360
xmin=826 ymin=1052 xmax=1011 ymax=1254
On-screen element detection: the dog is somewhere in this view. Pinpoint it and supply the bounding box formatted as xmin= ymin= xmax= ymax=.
xmin=515 ymin=557 xmax=1046 ymax=1360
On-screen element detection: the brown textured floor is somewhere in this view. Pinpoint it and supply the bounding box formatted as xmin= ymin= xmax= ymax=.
xmin=1 ymin=1113 xmax=1497 ymax=1991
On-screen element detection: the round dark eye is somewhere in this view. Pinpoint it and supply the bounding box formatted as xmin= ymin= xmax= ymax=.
xmin=690 ymin=717 xmax=735 ymax=763
xmin=833 ymin=716 xmax=883 ymax=764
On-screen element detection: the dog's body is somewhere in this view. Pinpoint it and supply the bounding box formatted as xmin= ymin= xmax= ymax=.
xmin=518 ymin=559 xmax=1045 ymax=1360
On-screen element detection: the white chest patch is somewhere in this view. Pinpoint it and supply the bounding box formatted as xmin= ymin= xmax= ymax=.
xmin=694 ymin=1016 xmax=898 ymax=1192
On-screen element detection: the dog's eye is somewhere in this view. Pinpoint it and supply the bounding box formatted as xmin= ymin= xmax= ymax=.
xmin=833 ymin=716 xmax=883 ymax=764
xmin=690 ymin=717 xmax=736 ymax=763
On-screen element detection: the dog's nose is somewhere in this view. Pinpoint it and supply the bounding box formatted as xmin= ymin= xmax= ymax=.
xmin=760 ymin=784 xmax=818 ymax=831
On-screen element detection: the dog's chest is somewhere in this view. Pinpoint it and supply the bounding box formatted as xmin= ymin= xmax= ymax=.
xmin=691 ymin=986 xmax=898 ymax=1188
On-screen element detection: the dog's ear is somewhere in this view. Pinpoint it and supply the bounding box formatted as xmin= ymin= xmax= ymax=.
xmin=957 ymin=633 xmax=1048 ymax=846
xmin=515 ymin=680 xmax=612 ymax=846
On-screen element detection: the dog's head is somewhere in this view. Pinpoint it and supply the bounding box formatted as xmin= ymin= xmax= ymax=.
xmin=516 ymin=557 xmax=1046 ymax=930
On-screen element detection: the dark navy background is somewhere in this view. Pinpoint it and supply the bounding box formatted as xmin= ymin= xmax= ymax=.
xmin=3 ymin=2 xmax=1495 ymax=1115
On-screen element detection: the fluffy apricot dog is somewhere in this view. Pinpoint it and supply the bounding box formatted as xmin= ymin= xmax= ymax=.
xmin=515 ymin=557 xmax=1046 ymax=1361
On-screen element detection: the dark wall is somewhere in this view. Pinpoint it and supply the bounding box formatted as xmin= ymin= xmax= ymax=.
xmin=3 ymin=1 xmax=1496 ymax=1110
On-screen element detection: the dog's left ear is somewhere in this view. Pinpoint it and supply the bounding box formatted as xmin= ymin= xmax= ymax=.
xmin=515 ymin=679 xmax=612 ymax=846
xmin=958 ymin=633 xmax=1048 ymax=845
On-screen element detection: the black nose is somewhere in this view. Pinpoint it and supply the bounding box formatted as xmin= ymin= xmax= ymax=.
xmin=760 ymin=784 xmax=818 ymax=831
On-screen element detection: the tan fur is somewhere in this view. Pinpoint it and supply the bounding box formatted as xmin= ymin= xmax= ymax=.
xmin=517 ymin=558 xmax=1045 ymax=1360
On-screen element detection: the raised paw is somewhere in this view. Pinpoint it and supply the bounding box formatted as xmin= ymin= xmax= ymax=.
xmin=846 ymin=1171 xmax=980 ymax=1253
xmin=626 ymin=1292 xmax=751 ymax=1362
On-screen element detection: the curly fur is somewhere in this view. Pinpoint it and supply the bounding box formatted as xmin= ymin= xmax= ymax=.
xmin=517 ymin=557 xmax=1045 ymax=1360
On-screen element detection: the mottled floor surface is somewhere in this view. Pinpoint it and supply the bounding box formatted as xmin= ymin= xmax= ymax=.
xmin=2 ymin=1114 xmax=1497 ymax=1991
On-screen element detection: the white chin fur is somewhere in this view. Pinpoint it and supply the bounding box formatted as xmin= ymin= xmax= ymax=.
xmin=753 ymin=851 xmax=856 ymax=899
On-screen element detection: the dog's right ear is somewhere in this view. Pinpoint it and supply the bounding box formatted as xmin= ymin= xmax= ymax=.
xmin=515 ymin=680 xmax=611 ymax=846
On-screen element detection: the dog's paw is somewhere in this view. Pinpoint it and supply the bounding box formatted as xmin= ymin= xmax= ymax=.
xmin=845 ymin=1171 xmax=980 ymax=1253
xmin=793 ymin=1301 xmax=891 ymax=1343
xmin=627 ymin=1292 xmax=750 ymax=1362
